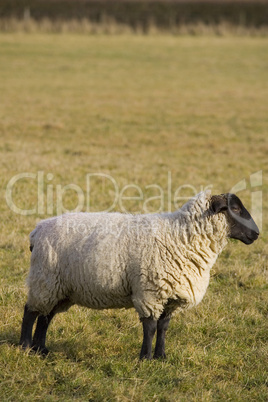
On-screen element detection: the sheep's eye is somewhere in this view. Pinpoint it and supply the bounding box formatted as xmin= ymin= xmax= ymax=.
xmin=231 ymin=206 xmax=241 ymax=214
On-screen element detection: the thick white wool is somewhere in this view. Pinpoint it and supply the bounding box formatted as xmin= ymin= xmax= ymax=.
xmin=27 ymin=191 xmax=228 ymax=320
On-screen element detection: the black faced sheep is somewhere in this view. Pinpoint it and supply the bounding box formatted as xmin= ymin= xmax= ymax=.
xmin=20 ymin=191 xmax=259 ymax=359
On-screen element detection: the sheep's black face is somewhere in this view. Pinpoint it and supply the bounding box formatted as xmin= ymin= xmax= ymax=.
xmin=211 ymin=193 xmax=259 ymax=245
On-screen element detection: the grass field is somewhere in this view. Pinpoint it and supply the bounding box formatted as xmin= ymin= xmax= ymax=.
xmin=0 ymin=33 xmax=267 ymax=401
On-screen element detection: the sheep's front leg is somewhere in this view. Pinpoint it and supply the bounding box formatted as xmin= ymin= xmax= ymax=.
xmin=140 ymin=317 xmax=157 ymax=360
xmin=19 ymin=304 xmax=39 ymax=349
xmin=153 ymin=313 xmax=170 ymax=359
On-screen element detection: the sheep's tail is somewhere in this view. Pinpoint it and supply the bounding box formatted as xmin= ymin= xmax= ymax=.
xmin=29 ymin=226 xmax=39 ymax=252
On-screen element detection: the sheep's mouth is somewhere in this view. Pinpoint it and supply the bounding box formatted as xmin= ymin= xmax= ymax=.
xmin=243 ymin=234 xmax=258 ymax=245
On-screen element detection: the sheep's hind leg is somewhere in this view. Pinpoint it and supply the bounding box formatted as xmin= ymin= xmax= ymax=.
xmin=31 ymin=311 xmax=55 ymax=355
xmin=32 ymin=298 xmax=72 ymax=355
xmin=19 ymin=304 xmax=39 ymax=350
xmin=139 ymin=317 xmax=157 ymax=360
xmin=153 ymin=313 xmax=170 ymax=359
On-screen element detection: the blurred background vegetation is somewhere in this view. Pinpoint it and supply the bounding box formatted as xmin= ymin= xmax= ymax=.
xmin=1 ymin=0 xmax=268 ymax=34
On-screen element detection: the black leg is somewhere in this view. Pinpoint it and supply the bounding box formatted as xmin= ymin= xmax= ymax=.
xmin=31 ymin=298 xmax=72 ymax=355
xmin=19 ymin=304 xmax=39 ymax=349
xmin=153 ymin=314 xmax=170 ymax=359
xmin=140 ymin=317 xmax=157 ymax=360
xmin=31 ymin=311 xmax=55 ymax=355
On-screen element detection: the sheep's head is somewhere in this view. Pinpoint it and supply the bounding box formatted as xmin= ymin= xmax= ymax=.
xmin=210 ymin=193 xmax=259 ymax=245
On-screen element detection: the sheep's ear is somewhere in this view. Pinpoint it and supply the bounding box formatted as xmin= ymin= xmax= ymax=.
xmin=210 ymin=196 xmax=228 ymax=214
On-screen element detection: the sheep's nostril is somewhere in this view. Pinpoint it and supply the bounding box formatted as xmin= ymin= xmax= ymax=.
xmin=251 ymin=221 xmax=259 ymax=236
xmin=252 ymin=231 xmax=259 ymax=240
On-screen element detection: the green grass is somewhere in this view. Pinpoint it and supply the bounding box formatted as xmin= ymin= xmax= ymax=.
xmin=0 ymin=33 xmax=267 ymax=401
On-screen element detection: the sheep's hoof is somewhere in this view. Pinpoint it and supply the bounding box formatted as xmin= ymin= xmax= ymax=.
xmin=20 ymin=341 xmax=31 ymax=351
xmin=139 ymin=354 xmax=152 ymax=361
xmin=31 ymin=345 xmax=49 ymax=356
xmin=153 ymin=352 xmax=167 ymax=360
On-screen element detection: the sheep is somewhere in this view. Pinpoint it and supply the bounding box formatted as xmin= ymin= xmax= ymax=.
xmin=19 ymin=190 xmax=259 ymax=359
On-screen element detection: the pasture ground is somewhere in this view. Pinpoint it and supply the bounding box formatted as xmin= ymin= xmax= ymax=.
xmin=0 ymin=33 xmax=267 ymax=401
